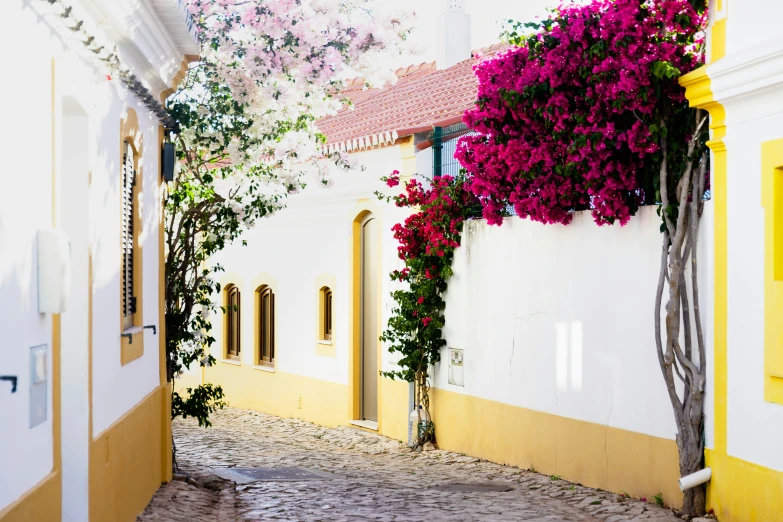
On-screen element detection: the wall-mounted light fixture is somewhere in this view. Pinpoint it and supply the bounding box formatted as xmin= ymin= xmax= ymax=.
xmin=162 ymin=141 xmax=176 ymax=182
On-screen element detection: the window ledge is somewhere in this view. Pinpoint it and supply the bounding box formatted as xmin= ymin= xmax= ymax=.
xmin=254 ymin=364 xmax=275 ymax=373
xmin=122 ymin=325 xmax=144 ymax=336
xmin=222 ymin=359 xmax=241 ymax=366
xmin=318 ymin=340 xmax=333 ymax=345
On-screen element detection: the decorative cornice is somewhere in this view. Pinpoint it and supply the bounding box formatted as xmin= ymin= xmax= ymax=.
xmin=679 ymin=66 xmax=726 ymax=153
xmin=35 ymin=0 xmax=178 ymax=128
xmin=707 ymin=39 xmax=783 ymax=106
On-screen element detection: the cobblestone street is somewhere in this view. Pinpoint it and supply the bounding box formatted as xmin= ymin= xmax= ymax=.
xmin=139 ymin=409 xmax=687 ymax=522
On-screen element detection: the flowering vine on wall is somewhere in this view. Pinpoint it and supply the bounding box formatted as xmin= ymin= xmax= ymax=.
xmin=376 ymin=171 xmax=479 ymax=447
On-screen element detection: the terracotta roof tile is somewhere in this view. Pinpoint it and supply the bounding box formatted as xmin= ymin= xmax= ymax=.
xmin=318 ymin=43 xmax=509 ymax=150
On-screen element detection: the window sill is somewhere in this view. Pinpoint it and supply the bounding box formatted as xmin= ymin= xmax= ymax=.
xmin=317 ymin=340 xmax=333 ymax=345
xmin=222 ymin=359 xmax=241 ymax=366
xmin=254 ymin=364 xmax=275 ymax=373
xmin=316 ymin=341 xmax=336 ymax=358
xmin=122 ymin=325 xmax=144 ymax=336
xmin=120 ymin=326 xmax=144 ymax=365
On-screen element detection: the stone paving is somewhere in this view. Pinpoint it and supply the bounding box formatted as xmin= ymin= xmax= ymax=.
xmin=139 ymin=408 xmax=696 ymax=522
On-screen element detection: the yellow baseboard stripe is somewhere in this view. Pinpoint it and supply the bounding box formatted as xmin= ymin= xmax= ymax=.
xmin=90 ymin=385 xmax=165 ymax=522
xmin=203 ymin=364 xmax=350 ymax=428
xmin=0 ymin=471 xmax=61 ymax=522
xmin=430 ymin=388 xmax=683 ymax=508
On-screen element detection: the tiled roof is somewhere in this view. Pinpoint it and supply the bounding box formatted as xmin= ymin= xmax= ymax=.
xmin=317 ymin=43 xmax=508 ymax=153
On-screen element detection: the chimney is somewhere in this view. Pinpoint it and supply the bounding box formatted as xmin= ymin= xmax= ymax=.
xmin=436 ymin=0 xmax=472 ymax=69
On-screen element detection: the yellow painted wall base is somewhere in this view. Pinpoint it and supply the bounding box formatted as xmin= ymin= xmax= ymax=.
xmin=707 ymin=449 xmax=783 ymax=522
xmin=379 ymin=378 xmax=409 ymax=442
xmin=0 ymin=471 xmax=61 ymax=522
xmin=204 ymin=364 xmax=351 ymax=428
xmin=90 ymin=385 xmax=166 ymax=522
xmin=181 ymin=367 xmax=412 ymax=442
xmin=430 ymin=388 xmax=683 ymax=507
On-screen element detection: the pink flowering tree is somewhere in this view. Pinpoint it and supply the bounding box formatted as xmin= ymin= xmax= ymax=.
xmin=457 ymin=0 xmax=710 ymax=514
xmin=164 ymin=0 xmax=412 ymax=436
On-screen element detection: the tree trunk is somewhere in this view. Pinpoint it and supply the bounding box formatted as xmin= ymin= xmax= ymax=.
xmin=655 ymin=111 xmax=709 ymax=517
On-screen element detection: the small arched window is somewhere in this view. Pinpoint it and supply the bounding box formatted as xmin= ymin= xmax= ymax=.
xmin=321 ymin=287 xmax=333 ymax=341
xmin=258 ymin=286 xmax=275 ymax=365
xmin=226 ymin=285 xmax=241 ymax=360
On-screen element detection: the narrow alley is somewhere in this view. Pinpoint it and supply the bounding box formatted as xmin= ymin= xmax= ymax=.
xmin=139 ymin=409 xmax=685 ymax=522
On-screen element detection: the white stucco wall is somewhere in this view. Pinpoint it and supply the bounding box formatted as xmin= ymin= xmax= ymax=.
xmin=0 ymin=2 xmax=57 ymax=508
xmin=1 ymin=0 xmax=170 ymax=512
xmin=711 ymin=26 xmax=783 ymax=472
xmin=435 ymin=206 xmax=712 ymax=441
xmin=89 ymin=89 xmax=162 ymax=437
xmin=723 ymin=0 xmax=783 ymax=62
xmin=209 ymin=146 xmax=408 ymax=383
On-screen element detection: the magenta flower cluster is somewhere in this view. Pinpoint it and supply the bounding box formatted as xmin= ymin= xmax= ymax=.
xmin=456 ymin=0 xmax=705 ymax=226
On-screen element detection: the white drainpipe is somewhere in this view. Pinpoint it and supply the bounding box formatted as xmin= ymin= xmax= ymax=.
xmin=678 ymin=467 xmax=712 ymax=491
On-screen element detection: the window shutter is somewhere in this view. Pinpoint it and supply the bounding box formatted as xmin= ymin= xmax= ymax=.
xmin=122 ymin=143 xmax=136 ymax=318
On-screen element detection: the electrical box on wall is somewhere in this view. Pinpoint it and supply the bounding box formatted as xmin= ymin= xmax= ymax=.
xmin=37 ymin=228 xmax=71 ymax=313
xmin=30 ymin=344 xmax=48 ymax=428
xmin=448 ymin=348 xmax=464 ymax=387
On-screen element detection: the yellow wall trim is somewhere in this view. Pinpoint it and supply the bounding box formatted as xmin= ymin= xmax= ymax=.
xmin=430 ymin=388 xmax=683 ymax=506
xmin=762 ymin=139 xmax=783 ymax=405
xmin=0 ymin=471 xmax=61 ymax=522
xmin=710 ymin=19 xmax=727 ymax=63
xmin=706 ymin=449 xmax=783 ymax=522
xmin=120 ymin=108 xmax=145 ymax=364
xmin=90 ymin=385 xmax=165 ymax=522
xmin=197 ymin=364 xmax=350 ymax=428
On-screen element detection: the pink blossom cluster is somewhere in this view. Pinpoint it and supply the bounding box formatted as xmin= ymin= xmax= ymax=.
xmin=183 ymin=0 xmax=413 ymax=186
xmin=456 ymin=0 xmax=704 ymax=226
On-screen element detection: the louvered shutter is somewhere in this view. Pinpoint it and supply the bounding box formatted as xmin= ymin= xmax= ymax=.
xmin=122 ymin=142 xmax=136 ymax=319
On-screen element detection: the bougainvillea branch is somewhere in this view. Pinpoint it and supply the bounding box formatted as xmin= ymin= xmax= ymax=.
xmin=376 ymin=171 xmax=479 ymax=447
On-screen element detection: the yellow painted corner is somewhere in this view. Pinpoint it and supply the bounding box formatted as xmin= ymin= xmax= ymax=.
xmin=706 ymin=449 xmax=783 ymax=522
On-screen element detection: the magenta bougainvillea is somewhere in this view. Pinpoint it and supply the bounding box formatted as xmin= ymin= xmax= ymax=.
xmin=377 ymin=172 xmax=479 ymax=387
xmin=456 ymin=0 xmax=706 ymax=226
xmin=376 ymin=171 xmax=479 ymax=444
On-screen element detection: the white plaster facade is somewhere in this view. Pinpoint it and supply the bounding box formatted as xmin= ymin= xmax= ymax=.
xmin=708 ymin=0 xmax=783 ymax=474
xmin=0 ymin=0 xmax=197 ymax=519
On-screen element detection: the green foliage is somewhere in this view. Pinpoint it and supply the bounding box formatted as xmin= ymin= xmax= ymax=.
xmin=653 ymin=493 xmax=665 ymax=507
xmin=171 ymin=383 xmax=227 ymax=428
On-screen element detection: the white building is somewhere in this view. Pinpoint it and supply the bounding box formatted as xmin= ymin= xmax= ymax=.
xmin=179 ymin=1 xmax=783 ymax=520
xmin=0 ymin=1 xmax=197 ymax=521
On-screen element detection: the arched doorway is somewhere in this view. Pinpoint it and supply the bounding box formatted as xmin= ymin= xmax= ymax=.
xmin=360 ymin=213 xmax=379 ymax=422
